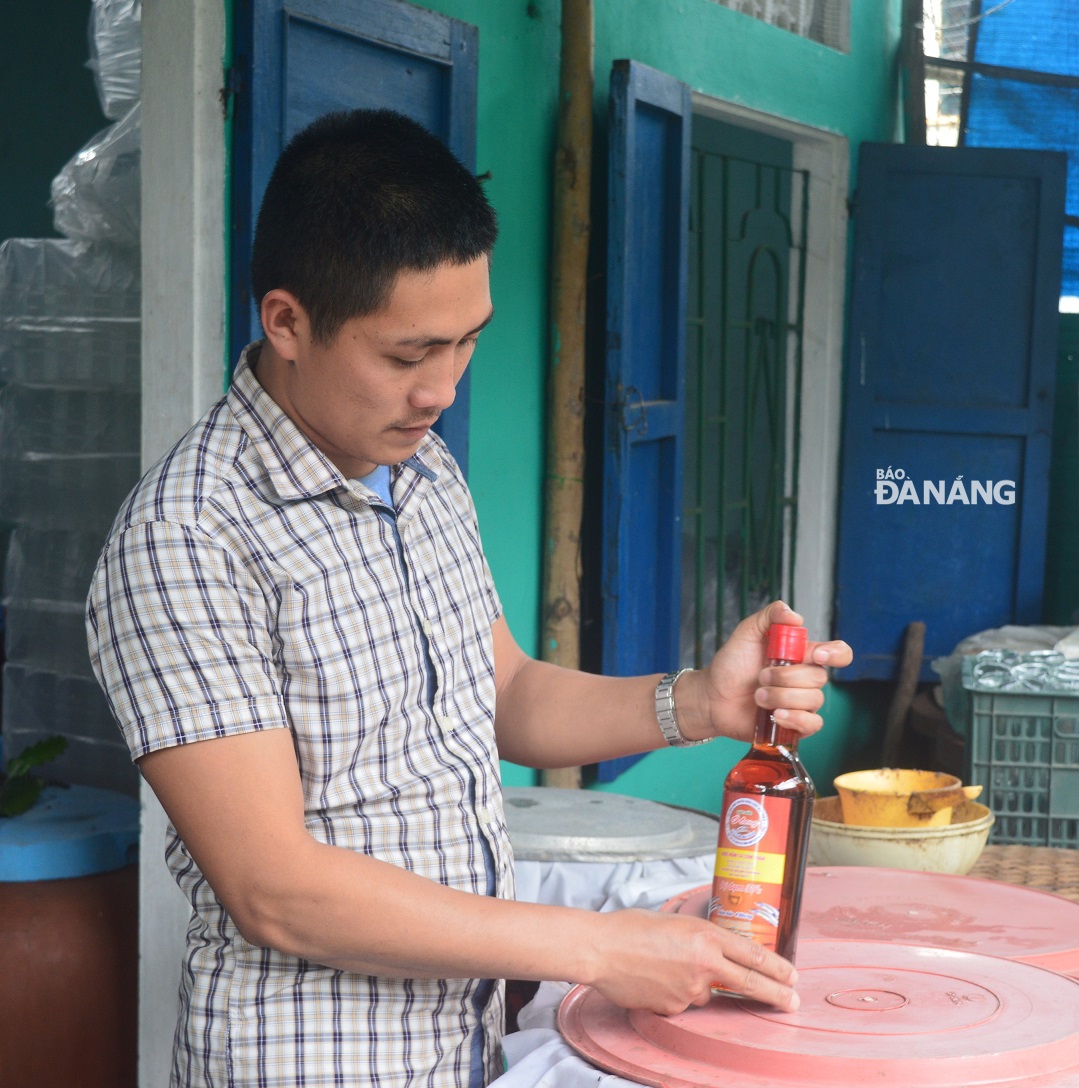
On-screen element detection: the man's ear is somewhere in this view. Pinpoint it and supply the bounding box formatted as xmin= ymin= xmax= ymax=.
xmin=260 ymin=289 xmax=308 ymax=361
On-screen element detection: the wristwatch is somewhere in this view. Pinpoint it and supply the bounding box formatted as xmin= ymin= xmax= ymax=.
xmin=654 ymin=669 xmax=709 ymax=747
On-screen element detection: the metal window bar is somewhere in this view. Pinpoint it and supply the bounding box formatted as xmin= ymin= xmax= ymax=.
xmin=914 ymin=0 xmax=1079 ymax=154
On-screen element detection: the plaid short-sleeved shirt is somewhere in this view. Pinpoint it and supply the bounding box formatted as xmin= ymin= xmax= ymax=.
xmin=87 ymin=343 xmax=514 ymax=1088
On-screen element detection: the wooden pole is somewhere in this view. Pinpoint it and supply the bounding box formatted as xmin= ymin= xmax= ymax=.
xmin=540 ymin=0 xmax=593 ymax=790
xmin=881 ymin=621 xmax=926 ymax=767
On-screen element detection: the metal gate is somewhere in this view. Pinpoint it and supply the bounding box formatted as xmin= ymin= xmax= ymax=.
xmin=682 ymin=115 xmax=809 ymax=665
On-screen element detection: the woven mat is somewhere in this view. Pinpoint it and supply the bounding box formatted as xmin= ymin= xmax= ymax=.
xmin=968 ymin=844 xmax=1079 ymax=903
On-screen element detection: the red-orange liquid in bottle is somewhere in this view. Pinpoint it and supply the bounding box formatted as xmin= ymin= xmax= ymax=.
xmin=708 ymin=623 xmax=815 ymax=995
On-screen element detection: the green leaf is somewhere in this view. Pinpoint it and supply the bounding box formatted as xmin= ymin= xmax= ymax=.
xmin=0 ymin=775 xmax=44 ymax=817
xmin=5 ymin=735 xmax=68 ymax=780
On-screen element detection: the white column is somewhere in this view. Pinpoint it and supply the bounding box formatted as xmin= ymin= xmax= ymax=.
xmin=139 ymin=3 xmax=226 ymax=1085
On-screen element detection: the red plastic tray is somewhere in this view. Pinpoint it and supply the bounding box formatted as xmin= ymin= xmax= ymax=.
xmin=559 ymin=939 xmax=1079 ymax=1087
xmin=661 ymin=866 xmax=1079 ymax=976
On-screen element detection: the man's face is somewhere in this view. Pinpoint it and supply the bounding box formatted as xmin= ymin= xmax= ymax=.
xmin=264 ymin=256 xmax=493 ymax=479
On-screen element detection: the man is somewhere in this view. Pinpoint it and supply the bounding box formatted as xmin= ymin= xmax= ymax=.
xmin=87 ymin=109 xmax=852 ymax=1088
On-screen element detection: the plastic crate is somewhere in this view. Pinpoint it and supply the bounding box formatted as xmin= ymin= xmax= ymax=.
xmin=964 ymin=684 xmax=1079 ymax=847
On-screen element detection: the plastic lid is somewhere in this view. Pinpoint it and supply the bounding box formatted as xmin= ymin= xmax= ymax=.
xmin=502 ymin=787 xmax=718 ymax=862
xmin=0 ymin=784 xmax=139 ymax=882
xmin=661 ymin=866 xmax=1079 ymax=977
xmin=559 ymin=940 xmax=1079 ymax=1087
xmin=767 ymin=624 xmax=807 ymax=663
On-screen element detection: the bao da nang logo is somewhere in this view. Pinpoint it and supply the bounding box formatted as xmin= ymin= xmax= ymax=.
xmin=875 ymin=467 xmax=1016 ymax=506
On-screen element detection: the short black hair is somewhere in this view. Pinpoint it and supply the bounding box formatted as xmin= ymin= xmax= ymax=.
xmin=251 ymin=109 xmax=498 ymax=344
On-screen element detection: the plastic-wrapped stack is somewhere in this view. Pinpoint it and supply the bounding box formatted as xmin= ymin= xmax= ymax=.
xmin=0 ymin=0 xmax=142 ymax=795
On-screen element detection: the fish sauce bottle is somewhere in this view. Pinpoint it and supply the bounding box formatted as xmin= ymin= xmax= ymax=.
xmin=708 ymin=623 xmax=815 ymax=993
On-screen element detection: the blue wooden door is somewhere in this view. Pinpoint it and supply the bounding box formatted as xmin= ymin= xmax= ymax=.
xmin=834 ymin=143 xmax=1066 ymax=680
xmin=231 ymin=0 xmax=479 ymax=472
xmin=598 ymin=60 xmax=691 ymax=781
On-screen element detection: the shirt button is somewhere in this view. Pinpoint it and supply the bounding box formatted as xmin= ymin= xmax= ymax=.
xmin=422 ymin=619 xmax=433 ymax=636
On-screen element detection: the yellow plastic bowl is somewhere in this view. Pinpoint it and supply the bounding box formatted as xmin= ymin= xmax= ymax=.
xmin=833 ymin=768 xmax=982 ymax=828
xmin=808 ymin=796 xmax=994 ymax=874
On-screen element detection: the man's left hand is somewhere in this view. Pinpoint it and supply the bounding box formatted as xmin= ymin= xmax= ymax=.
xmin=676 ymin=601 xmax=853 ymax=745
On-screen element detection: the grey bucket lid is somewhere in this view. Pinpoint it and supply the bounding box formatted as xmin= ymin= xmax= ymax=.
xmin=504 ymin=787 xmax=719 ymax=863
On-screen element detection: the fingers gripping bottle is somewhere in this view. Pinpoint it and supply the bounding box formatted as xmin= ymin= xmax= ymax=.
xmin=708 ymin=623 xmax=815 ymax=994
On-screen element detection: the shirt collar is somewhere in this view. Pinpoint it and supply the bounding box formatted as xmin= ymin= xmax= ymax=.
xmin=227 ymin=341 xmax=442 ymax=503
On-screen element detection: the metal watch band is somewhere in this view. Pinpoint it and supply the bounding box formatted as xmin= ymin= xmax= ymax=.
xmin=654 ymin=668 xmax=709 ymax=747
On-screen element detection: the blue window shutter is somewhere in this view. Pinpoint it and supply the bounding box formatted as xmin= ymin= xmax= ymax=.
xmin=231 ymin=0 xmax=478 ymax=473
xmin=834 ymin=143 xmax=1065 ymax=680
xmin=598 ymin=61 xmax=691 ymax=783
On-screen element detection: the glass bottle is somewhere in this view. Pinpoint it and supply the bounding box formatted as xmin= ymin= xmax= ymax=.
xmin=708 ymin=623 xmax=815 ymax=993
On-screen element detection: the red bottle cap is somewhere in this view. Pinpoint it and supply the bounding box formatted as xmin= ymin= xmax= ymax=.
xmin=767 ymin=623 xmax=806 ymax=663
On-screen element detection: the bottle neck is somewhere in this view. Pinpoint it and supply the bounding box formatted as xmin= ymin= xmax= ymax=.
xmin=752 ymin=657 xmax=800 ymax=751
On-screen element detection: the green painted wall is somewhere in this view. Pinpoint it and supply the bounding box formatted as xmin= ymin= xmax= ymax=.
xmin=418 ymin=0 xmax=903 ymax=798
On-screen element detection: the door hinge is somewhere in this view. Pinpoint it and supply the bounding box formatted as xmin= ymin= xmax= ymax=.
xmin=219 ymin=66 xmax=244 ymax=121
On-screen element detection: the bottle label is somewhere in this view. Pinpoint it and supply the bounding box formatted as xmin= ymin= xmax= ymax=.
xmin=708 ymin=794 xmax=793 ymax=951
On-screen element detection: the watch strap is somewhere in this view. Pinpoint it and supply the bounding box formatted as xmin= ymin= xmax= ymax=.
xmin=654 ymin=668 xmax=709 ymax=747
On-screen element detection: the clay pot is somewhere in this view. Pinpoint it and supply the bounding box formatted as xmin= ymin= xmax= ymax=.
xmin=0 ymin=785 xmax=139 ymax=1087
xmin=0 ymin=865 xmax=138 ymax=1088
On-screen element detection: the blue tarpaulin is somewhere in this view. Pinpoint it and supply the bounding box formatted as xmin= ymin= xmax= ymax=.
xmin=963 ymin=0 xmax=1079 ymax=295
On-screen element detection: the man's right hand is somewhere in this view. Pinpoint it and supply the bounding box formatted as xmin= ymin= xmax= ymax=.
xmin=578 ymin=907 xmax=800 ymax=1015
